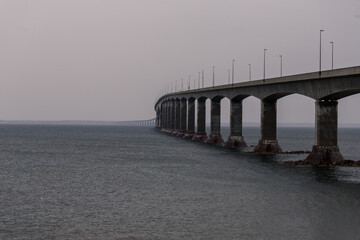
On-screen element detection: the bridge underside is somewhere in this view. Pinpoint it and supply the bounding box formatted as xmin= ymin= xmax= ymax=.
xmin=154 ymin=66 xmax=360 ymax=165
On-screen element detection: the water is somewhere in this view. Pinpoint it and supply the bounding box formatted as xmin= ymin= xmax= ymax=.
xmin=1 ymin=125 xmax=360 ymax=240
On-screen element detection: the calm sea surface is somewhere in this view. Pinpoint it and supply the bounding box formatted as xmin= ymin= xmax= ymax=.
xmin=1 ymin=125 xmax=360 ymax=240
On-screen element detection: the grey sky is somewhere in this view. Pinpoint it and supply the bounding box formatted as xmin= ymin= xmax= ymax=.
xmin=0 ymin=0 xmax=359 ymax=123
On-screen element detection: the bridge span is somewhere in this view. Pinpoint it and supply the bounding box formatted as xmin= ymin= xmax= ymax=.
xmin=154 ymin=66 xmax=360 ymax=165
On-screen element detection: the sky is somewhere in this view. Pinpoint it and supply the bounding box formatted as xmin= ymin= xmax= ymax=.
xmin=0 ymin=0 xmax=360 ymax=124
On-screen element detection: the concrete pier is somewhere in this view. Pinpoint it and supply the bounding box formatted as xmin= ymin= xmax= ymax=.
xmin=193 ymin=98 xmax=208 ymax=141
xmin=161 ymin=101 xmax=169 ymax=132
xmin=226 ymin=98 xmax=248 ymax=147
xmin=167 ymin=100 xmax=175 ymax=134
xmin=177 ymin=99 xmax=187 ymax=136
xmin=305 ymin=100 xmax=345 ymax=164
xmin=172 ymin=99 xmax=181 ymax=135
xmin=184 ymin=98 xmax=195 ymax=138
xmin=254 ymin=99 xmax=282 ymax=153
xmin=206 ymin=98 xmax=224 ymax=144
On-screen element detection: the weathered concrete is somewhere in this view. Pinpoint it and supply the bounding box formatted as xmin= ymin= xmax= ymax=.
xmin=171 ymin=99 xmax=181 ymax=135
xmin=160 ymin=102 xmax=168 ymax=132
xmin=254 ymin=99 xmax=282 ymax=153
xmin=206 ymin=98 xmax=224 ymax=144
xmin=167 ymin=100 xmax=175 ymax=134
xmin=226 ymin=98 xmax=248 ymax=147
xmin=183 ymin=98 xmax=195 ymax=138
xmin=193 ymin=98 xmax=208 ymax=141
xmin=304 ymin=100 xmax=345 ymax=164
xmin=177 ymin=99 xmax=187 ymax=136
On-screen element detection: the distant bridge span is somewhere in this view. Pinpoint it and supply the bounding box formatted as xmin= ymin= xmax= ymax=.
xmin=154 ymin=66 xmax=360 ymax=164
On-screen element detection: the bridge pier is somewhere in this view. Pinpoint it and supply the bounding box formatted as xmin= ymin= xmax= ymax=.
xmin=305 ymin=100 xmax=345 ymax=164
xmin=254 ymin=99 xmax=282 ymax=153
xmin=169 ymin=100 xmax=176 ymax=134
xmin=165 ymin=101 xmax=171 ymax=133
xmin=193 ymin=98 xmax=208 ymax=141
xmin=184 ymin=98 xmax=195 ymax=138
xmin=171 ymin=99 xmax=181 ymax=135
xmin=160 ymin=102 xmax=168 ymax=132
xmin=206 ymin=98 xmax=224 ymax=144
xmin=226 ymin=98 xmax=248 ymax=147
xmin=177 ymin=99 xmax=187 ymax=136
xmin=161 ymin=103 xmax=166 ymax=129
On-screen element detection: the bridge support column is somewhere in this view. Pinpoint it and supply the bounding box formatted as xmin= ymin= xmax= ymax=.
xmin=160 ymin=102 xmax=167 ymax=132
xmin=226 ymin=99 xmax=248 ymax=147
xmin=161 ymin=103 xmax=165 ymax=129
xmin=193 ymin=98 xmax=208 ymax=141
xmin=184 ymin=99 xmax=195 ymax=138
xmin=177 ymin=99 xmax=187 ymax=137
xmin=172 ymin=100 xmax=181 ymax=135
xmin=305 ymin=100 xmax=344 ymax=164
xmin=254 ymin=99 xmax=282 ymax=153
xmin=206 ymin=98 xmax=224 ymax=144
xmin=167 ymin=100 xmax=175 ymax=134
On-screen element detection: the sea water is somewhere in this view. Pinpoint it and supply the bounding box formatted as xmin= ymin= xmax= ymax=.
xmin=1 ymin=125 xmax=360 ymax=240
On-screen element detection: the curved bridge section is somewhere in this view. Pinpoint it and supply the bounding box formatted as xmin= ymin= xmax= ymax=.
xmin=154 ymin=66 xmax=360 ymax=165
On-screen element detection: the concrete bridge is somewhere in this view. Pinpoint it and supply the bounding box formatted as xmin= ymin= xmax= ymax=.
xmin=119 ymin=118 xmax=156 ymax=126
xmin=154 ymin=66 xmax=360 ymax=165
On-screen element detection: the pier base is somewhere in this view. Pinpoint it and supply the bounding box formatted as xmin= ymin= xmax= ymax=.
xmin=171 ymin=130 xmax=179 ymax=136
xmin=254 ymin=139 xmax=282 ymax=153
xmin=192 ymin=132 xmax=208 ymax=141
xmin=304 ymin=145 xmax=345 ymax=165
xmin=176 ymin=131 xmax=185 ymax=137
xmin=206 ymin=134 xmax=225 ymax=144
xmin=226 ymin=136 xmax=248 ymax=148
xmin=183 ymin=132 xmax=195 ymax=139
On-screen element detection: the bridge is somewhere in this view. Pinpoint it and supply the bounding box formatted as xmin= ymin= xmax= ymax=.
xmin=119 ymin=118 xmax=156 ymax=126
xmin=154 ymin=66 xmax=360 ymax=165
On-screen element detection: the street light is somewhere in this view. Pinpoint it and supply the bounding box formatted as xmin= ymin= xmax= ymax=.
xmin=279 ymin=55 xmax=283 ymax=77
xmin=232 ymin=59 xmax=235 ymax=85
xmin=188 ymin=75 xmax=191 ymax=90
xmin=330 ymin=41 xmax=334 ymax=70
xmin=181 ymin=78 xmax=183 ymax=91
xmin=263 ymin=49 xmax=267 ymax=82
xmin=228 ymin=69 xmax=230 ymax=84
xmin=198 ymin=72 xmax=200 ymax=89
xmin=212 ymin=66 xmax=215 ymax=87
xmin=202 ymin=69 xmax=204 ymax=88
xmin=248 ymin=64 xmax=251 ymax=81
xmin=320 ymin=29 xmax=324 ymax=72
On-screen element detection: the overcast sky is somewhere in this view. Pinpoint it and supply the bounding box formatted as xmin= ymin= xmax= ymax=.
xmin=0 ymin=0 xmax=359 ymax=123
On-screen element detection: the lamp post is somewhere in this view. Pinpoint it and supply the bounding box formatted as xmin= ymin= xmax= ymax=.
xmin=248 ymin=64 xmax=251 ymax=81
xmin=188 ymin=75 xmax=191 ymax=90
xmin=263 ymin=49 xmax=267 ymax=82
xmin=330 ymin=41 xmax=334 ymax=70
xmin=232 ymin=59 xmax=235 ymax=85
xmin=198 ymin=72 xmax=200 ymax=89
xmin=181 ymin=78 xmax=183 ymax=91
xmin=320 ymin=29 xmax=324 ymax=72
xmin=279 ymin=55 xmax=282 ymax=77
xmin=212 ymin=66 xmax=215 ymax=87
xmin=228 ymin=69 xmax=230 ymax=84
xmin=202 ymin=69 xmax=204 ymax=88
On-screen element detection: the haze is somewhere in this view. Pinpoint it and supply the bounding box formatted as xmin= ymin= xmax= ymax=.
xmin=0 ymin=0 xmax=359 ymax=124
